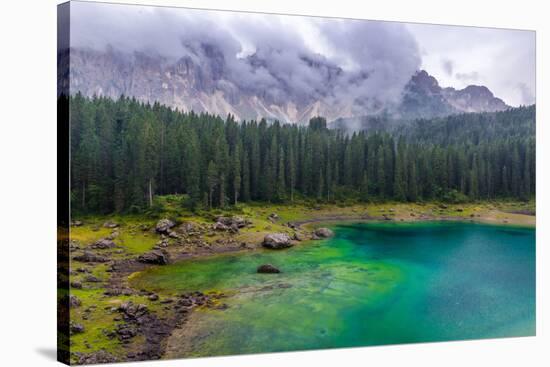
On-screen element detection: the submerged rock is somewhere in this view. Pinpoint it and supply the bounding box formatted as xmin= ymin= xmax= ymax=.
xmin=137 ymin=250 xmax=170 ymax=265
xmin=262 ymin=233 xmax=292 ymax=249
xmin=314 ymin=228 xmax=334 ymax=238
xmin=257 ymin=264 xmax=281 ymax=273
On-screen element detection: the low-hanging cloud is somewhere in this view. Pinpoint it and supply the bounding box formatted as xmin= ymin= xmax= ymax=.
xmin=442 ymin=58 xmax=454 ymax=76
xmin=70 ymin=2 xmax=421 ymax=114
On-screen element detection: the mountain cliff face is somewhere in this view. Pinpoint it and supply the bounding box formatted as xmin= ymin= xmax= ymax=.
xmin=63 ymin=48 xmax=510 ymax=123
xmin=398 ymin=70 xmax=509 ymax=119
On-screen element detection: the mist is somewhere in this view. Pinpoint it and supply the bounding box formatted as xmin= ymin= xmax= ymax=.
xmin=70 ymin=2 xmax=421 ymax=114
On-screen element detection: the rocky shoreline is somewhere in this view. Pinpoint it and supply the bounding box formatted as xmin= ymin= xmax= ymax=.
xmin=68 ymin=213 xmax=333 ymax=364
xmin=68 ymin=204 xmax=534 ymax=363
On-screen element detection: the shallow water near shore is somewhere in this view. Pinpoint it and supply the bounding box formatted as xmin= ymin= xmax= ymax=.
xmin=131 ymin=221 xmax=535 ymax=357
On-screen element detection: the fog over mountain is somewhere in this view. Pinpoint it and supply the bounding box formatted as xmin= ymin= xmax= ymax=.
xmin=62 ymin=2 xmax=530 ymax=124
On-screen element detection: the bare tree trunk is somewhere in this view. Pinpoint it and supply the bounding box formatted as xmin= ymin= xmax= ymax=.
xmin=234 ymin=190 xmax=238 ymax=205
xmin=209 ymin=189 xmax=213 ymax=210
xmin=148 ymin=178 xmax=153 ymax=207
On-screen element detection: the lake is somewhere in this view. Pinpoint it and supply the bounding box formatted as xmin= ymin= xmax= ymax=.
xmin=131 ymin=221 xmax=535 ymax=357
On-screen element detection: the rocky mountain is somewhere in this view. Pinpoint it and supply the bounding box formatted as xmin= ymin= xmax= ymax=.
xmin=398 ymin=70 xmax=509 ymax=119
xmin=62 ymin=47 xmax=510 ymax=124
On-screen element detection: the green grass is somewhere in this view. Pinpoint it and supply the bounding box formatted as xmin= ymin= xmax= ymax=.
xmin=116 ymin=231 xmax=157 ymax=254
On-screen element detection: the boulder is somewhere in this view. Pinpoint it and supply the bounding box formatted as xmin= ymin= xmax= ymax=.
xmin=137 ymin=250 xmax=170 ymax=265
xmin=155 ymin=219 xmax=175 ymax=234
xmin=70 ymin=281 xmax=82 ymax=289
xmin=73 ymin=251 xmax=109 ymax=263
xmin=90 ymin=238 xmax=116 ymax=249
xmin=148 ymin=294 xmax=159 ymax=301
xmin=71 ymin=220 xmax=83 ymax=227
xmin=257 ymin=264 xmax=281 ymax=273
xmin=314 ymin=228 xmax=334 ymax=238
xmin=267 ymin=213 xmax=279 ymax=222
xmin=103 ymin=221 xmax=119 ymax=229
xmin=262 ymin=233 xmax=292 ymax=249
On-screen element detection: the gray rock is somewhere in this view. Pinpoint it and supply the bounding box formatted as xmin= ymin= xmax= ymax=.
xmin=90 ymin=238 xmax=116 ymax=249
xmin=106 ymin=231 xmax=119 ymax=240
xmin=69 ymin=295 xmax=81 ymax=308
xmin=155 ymin=219 xmax=175 ymax=234
xmin=84 ymin=275 xmax=101 ymax=283
xmin=257 ymin=264 xmax=281 ymax=273
xmin=216 ymin=216 xmax=250 ymax=229
xmin=293 ymin=232 xmax=305 ymax=241
xmin=70 ymin=322 xmax=85 ymax=334
xmin=77 ymin=351 xmax=118 ymax=364
xmin=103 ymin=221 xmax=119 ymax=229
xmin=262 ymin=233 xmax=292 ymax=249
xmin=213 ymin=222 xmax=229 ymax=231
xmin=73 ymin=251 xmax=109 ymax=263
xmin=314 ymin=228 xmax=334 ymax=238
xmin=267 ymin=213 xmax=279 ymax=222
xmin=178 ymin=222 xmax=195 ymax=233
xmin=137 ymin=250 xmax=170 ymax=265
xmin=70 ymin=281 xmax=82 ymax=289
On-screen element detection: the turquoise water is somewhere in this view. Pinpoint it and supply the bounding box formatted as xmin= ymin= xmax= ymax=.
xmin=132 ymin=222 xmax=535 ymax=357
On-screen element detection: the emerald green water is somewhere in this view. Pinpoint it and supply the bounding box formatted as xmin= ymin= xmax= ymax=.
xmin=132 ymin=222 xmax=535 ymax=357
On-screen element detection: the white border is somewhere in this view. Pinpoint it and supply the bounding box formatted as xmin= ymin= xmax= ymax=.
xmin=0 ymin=0 xmax=546 ymax=366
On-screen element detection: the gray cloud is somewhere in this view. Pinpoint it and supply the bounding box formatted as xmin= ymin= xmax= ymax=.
xmin=442 ymin=58 xmax=454 ymax=76
xmin=70 ymin=1 xmax=421 ymax=113
xmin=408 ymin=23 xmax=535 ymax=107
xmin=517 ymin=82 xmax=535 ymax=105
xmin=455 ymin=71 xmax=479 ymax=82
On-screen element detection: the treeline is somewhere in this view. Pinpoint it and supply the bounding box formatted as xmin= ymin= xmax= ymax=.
xmin=65 ymin=94 xmax=535 ymax=214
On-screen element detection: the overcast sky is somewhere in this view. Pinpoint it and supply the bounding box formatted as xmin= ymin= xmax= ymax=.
xmin=69 ymin=1 xmax=535 ymax=107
